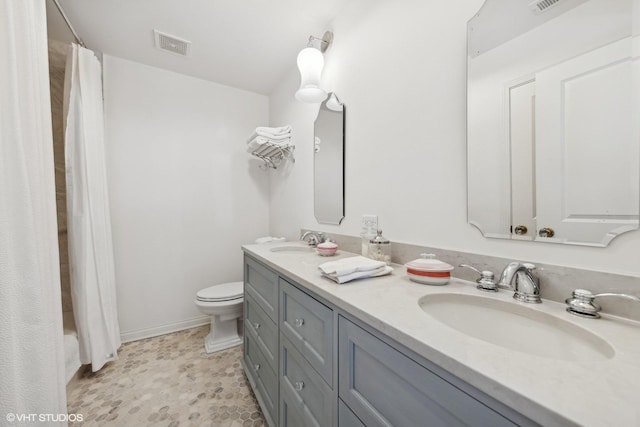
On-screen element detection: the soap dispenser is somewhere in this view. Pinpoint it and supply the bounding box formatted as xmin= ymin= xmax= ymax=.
xmin=369 ymin=230 xmax=391 ymax=265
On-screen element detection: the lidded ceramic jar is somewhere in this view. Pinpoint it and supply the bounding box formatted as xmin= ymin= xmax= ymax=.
xmin=317 ymin=241 xmax=338 ymax=256
xmin=368 ymin=230 xmax=391 ymax=265
xmin=405 ymin=253 xmax=454 ymax=285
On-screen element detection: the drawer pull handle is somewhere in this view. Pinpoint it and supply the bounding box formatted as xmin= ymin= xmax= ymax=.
xmin=254 ymin=322 xmax=261 ymax=330
xmin=294 ymin=318 xmax=305 ymax=328
xmin=294 ymin=381 xmax=305 ymax=391
xmin=254 ymin=364 xmax=260 ymax=371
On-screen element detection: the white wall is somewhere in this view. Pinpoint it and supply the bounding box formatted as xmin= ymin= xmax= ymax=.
xmin=103 ymin=56 xmax=270 ymax=340
xmin=268 ymin=0 xmax=640 ymax=278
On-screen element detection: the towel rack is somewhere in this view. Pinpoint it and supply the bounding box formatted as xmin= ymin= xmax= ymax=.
xmin=249 ymin=141 xmax=295 ymax=169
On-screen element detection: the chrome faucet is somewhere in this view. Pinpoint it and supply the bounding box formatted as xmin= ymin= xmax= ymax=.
xmin=498 ymin=262 xmax=541 ymax=304
xmin=300 ymin=231 xmax=325 ymax=247
xmin=565 ymin=289 xmax=640 ymax=319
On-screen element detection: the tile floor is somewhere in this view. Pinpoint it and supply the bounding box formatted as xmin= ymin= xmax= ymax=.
xmin=66 ymin=326 xmax=265 ymax=426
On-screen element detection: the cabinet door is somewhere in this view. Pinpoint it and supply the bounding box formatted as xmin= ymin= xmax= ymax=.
xmin=245 ymin=293 xmax=278 ymax=371
xmin=244 ymin=332 xmax=278 ymax=426
xmin=280 ymin=278 xmax=333 ymax=386
xmin=280 ymin=335 xmax=332 ymax=427
xmin=245 ymin=256 xmax=279 ymax=322
xmin=338 ymin=400 xmax=365 ymax=427
xmin=338 ymin=317 xmax=518 ymax=427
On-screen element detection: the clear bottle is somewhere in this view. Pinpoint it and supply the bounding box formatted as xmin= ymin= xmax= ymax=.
xmin=369 ymin=229 xmax=391 ymax=265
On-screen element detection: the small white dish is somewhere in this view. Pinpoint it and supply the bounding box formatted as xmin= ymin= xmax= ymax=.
xmin=317 ymin=241 xmax=338 ymax=256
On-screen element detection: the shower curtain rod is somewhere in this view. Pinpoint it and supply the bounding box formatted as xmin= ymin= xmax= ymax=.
xmin=50 ymin=0 xmax=86 ymax=48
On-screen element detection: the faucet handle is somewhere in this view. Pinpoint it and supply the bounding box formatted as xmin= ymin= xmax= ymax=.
xmin=300 ymin=230 xmax=326 ymax=247
xmin=459 ymin=264 xmax=498 ymax=292
xmin=566 ymin=288 xmax=640 ymax=319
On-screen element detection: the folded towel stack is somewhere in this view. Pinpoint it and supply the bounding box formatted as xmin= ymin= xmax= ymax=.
xmin=246 ymin=125 xmax=292 ymax=155
xmin=319 ymin=256 xmax=394 ymax=284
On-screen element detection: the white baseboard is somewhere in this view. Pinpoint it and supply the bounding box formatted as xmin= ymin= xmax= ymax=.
xmin=120 ymin=316 xmax=210 ymax=344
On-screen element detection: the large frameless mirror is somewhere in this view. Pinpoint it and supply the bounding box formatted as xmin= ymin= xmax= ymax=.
xmin=314 ymin=92 xmax=345 ymax=225
xmin=467 ymin=0 xmax=639 ymax=246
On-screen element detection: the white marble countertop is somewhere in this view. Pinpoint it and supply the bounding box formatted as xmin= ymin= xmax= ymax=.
xmin=243 ymin=242 xmax=640 ymax=427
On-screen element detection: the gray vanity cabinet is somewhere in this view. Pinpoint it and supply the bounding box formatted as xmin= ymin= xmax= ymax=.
xmin=338 ymin=316 xmax=519 ymax=427
xmin=279 ymin=278 xmax=334 ymax=386
xmin=243 ymin=257 xmax=279 ymax=427
xmin=245 ymin=256 xmax=279 ymax=323
xmin=280 ymin=334 xmax=332 ymax=427
xmin=243 ymin=254 xmax=534 ymax=427
xmin=338 ymin=400 xmax=366 ymax=427
xmin=245 ymin=294 xmax=278 ymax=369
xmin=279 ymin=278 xmax=334 ymax=427
xmin=244 ymin=331 xmax=278 ymax=425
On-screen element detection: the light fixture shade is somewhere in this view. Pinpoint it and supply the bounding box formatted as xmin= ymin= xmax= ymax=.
xmin=295 ymin=47 xmax=327 ymax=103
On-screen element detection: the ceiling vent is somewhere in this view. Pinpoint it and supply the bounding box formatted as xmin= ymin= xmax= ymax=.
xmin=154 ymin=30 xmax=191 ymax=56
xmin=528 ymin=0 xmax=562 ymax=13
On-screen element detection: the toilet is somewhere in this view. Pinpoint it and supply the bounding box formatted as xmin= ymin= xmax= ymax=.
xmin=194 ymin=281 xmax=244 ymax=353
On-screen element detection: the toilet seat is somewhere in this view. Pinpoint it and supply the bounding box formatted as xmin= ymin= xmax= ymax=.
xmin=196 ymin=281 xmax=243 ymax=303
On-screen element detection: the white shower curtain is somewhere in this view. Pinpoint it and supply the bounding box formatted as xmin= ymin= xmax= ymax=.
xmin=0 ymin=0 xmax=68 ymax=420
xmin=64 ymin=43 xmax=121 ymax=372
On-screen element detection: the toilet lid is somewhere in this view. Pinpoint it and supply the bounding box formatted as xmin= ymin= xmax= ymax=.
xmin=196 ymin=281 xmax=244 ymax=302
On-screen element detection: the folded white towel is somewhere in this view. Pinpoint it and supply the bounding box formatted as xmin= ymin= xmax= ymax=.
xmin=256 ymin=125 xmax=292 ymax=136
xmin=246 ymin=131 xmax=291 ymax=144
xmin=246 ymin=131 xmax=290 ymax=144
xmin=255 ymin=135 xmax=290 ymax=145
xmin=322 ymin=265 xmax=393 ymax=284
xmin=318 ymin=256 xmax=387 ymax=277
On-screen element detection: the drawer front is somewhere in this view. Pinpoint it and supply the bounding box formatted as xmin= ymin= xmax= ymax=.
xmin=338 ymin=399 xmax=365 ymax=427
xmin=280 ymin=278 xmax=333 ymax=386
xmin=244 ymin=332 xmax=278 ymax=425
xmin=280 ymin=335 xmax=332 ymax=427
xmin=245 ymin=256 xmax=279 ymax=322
xmin=338 ymin=317 xmax=518 ymax=427
xmin=245 ymin=293 xmax=278 ymax=371
xmin=280 ymin=388 xmax=307 ymax=427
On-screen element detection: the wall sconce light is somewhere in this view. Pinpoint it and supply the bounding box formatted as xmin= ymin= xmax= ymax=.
xmin=325 ymin=93 xmax=343 ymax=112
xmin=295 ymin=31 xmax=333 ymax=103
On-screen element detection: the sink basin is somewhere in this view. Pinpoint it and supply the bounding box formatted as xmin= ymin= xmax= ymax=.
xmin=418 ymin=293 xmax=615 ymax=362
xmin=269 ymin=245 xmax=314 ymax=253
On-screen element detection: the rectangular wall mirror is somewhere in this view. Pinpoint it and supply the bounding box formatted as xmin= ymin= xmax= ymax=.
xmin=314 ymin=92 xmax=345 ymax=225
xmin=467 ymin=0 xmax=639 ymax=246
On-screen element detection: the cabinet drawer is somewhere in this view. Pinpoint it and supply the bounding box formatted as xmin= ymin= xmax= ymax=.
xmin=338 ymin=399 xmax=365 ymax=427
xmin=280 ymin=389 xmax=307 ymax=427
xmin=338 ymin=317 xmax=518 ymax=427
xmin=244 ymin=332 xmax=278 ymax=426
xmin=280 ymin=335 xmax=332 ymax=427
xmin=280 ymin=278 xmax=333 ymax=386
xmin=245 ymin=256 xmax=279 ymax=322
xmin=245 ymin=293 xmax=278 ymax=371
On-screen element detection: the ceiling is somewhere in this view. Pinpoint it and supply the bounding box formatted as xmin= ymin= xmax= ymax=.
xmin=46 ymin=0 xmax=351 ymax=95
xmin=468 ymin=0 xmax=588 ymax=57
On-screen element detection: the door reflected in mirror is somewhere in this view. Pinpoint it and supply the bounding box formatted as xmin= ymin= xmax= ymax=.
xmin=314 ymin=93 xmax=345 ymax=225
xmin=467 ymin=0 xmax=639 ymax=246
